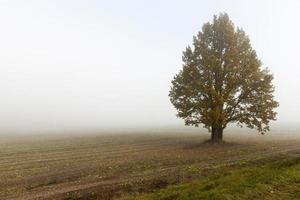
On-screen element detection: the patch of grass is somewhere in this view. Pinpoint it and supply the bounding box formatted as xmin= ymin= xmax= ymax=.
xmin=129 ymin=157 xmax=300 ymax=200
xmin=64 ymin=191 xmax=100 ymax=200
xmin=26 ymin=179 xmax=58 ymax=190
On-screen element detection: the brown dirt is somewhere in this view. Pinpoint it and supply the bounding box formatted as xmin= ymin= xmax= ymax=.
xmin=1 ymin=131 xmax=300 ymax=200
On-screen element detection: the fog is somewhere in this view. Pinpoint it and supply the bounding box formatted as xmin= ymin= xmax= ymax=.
xmin=1 ymin=0 xmax=300 ymax=134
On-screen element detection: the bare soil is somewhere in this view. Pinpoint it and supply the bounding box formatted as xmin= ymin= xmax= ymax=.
xmin=0 ymin=131 xmax=300 ymax=200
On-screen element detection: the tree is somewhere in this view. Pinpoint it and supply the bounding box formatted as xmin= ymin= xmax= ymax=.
xmin=169 ymin=13 xmax=279 ymax=143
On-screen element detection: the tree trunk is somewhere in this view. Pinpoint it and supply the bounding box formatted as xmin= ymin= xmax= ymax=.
xmin=211 ymin=127 xmax=223 ymax=143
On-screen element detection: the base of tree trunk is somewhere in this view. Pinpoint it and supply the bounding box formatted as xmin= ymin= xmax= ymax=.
xmin=211 ymin=127 xmax=223 ymax=143
xmin=210 ymin=139 xmax=223 ymax=143
xmin=205 ymin=139 xmax=225 ymax=144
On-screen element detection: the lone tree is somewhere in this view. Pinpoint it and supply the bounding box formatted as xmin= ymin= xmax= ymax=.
xmin=169 ymin=13 xmax=279 ymax=143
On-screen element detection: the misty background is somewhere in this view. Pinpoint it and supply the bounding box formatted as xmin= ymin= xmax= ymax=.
xmin=0 ymin=0 xmax=299 ymax=134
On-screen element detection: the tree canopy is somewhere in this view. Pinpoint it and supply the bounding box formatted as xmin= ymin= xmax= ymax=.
xmin=169 ymin=13 xmax=279 ymax=142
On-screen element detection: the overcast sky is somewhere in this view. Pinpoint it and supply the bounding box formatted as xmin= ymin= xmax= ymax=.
xmin=0 ymin=0 xmax=299 ymax=133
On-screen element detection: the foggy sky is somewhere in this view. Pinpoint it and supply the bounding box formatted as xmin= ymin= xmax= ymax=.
xmin=0 ymin=0 xmax=299 ymax=133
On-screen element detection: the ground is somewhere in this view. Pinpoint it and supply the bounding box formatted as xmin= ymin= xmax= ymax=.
xmin=0 ymin=131 xmax=300 ymax=200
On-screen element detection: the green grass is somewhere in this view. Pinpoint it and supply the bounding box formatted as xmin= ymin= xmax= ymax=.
xmin=129 ymin=157 xmax=300 ymax=200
